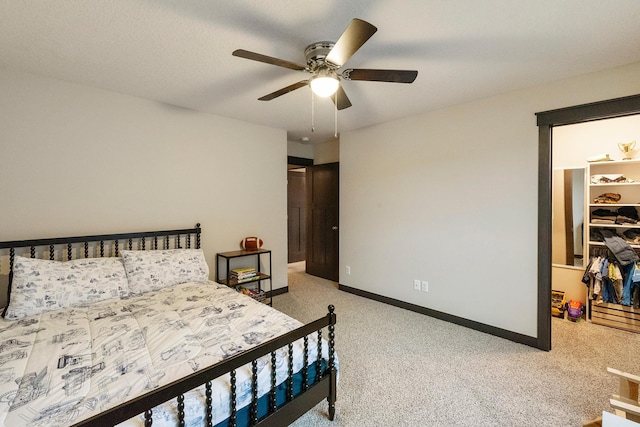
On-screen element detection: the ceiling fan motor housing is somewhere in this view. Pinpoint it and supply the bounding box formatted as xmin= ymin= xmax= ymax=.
xmin=305 ymin=41 xmax=337 ymax=71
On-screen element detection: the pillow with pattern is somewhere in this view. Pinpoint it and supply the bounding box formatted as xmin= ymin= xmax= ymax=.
xmin=5 ymin=256 xmax=130 ymax=320
xmin=121 ymin=249 xmax=209 ymax=295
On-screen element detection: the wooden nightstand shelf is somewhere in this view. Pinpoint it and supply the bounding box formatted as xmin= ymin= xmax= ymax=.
xmin=215 ymin=248 xmax=272 ymax=306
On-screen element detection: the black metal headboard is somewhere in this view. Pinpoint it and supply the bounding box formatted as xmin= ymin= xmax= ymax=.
xmin=0 ymin=223 xmax=201 ymax=315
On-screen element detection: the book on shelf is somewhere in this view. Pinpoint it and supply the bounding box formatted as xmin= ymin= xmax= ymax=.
xmin=231 ymin=267 xmax=255 ymax=275
xmin=231 ymin=267 xmax=256 ymax=274
xmin=235 ymin=275 xmax=260 ymax=283
xmin=231 ymin=273 xmax=258 ymax=280
xmin=230 ymin=267 xmax=257 ymax=280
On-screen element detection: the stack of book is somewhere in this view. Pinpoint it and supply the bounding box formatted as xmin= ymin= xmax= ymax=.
xmin=231 ymin=267 xmax=258 ymax=283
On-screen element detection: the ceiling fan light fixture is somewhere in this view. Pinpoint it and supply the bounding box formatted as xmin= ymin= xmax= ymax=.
xmin=310 ymin=69 xmax=339 ymax=97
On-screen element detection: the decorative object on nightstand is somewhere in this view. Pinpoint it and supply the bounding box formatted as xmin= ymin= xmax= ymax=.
xmin=618 ymin=141 xmax=636 ymax=161
xmin=240 ymin=236 xmax=263 ymax=251
xmin=216 ymin=248 xmax=272 ymax=306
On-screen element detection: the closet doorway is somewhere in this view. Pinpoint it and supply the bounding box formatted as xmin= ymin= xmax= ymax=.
xmin=537 ymin=93 xmax=640 ymax=351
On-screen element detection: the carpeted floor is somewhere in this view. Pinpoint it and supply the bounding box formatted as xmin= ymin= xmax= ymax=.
xmin=276 ymin=262 xmax=640 ymax=426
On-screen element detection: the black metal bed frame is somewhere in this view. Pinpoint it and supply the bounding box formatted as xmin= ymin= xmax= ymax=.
xmin=0 ymin=224 xmax=337 ymax=427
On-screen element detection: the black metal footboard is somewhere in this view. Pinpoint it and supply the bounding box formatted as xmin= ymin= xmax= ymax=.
xmin=71 ymin=306 xmax=337 ymax=427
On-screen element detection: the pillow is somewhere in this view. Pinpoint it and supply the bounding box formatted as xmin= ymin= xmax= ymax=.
xmin=5 ymin=256 xmax=130 ymax=320
xmin=121 ymin=249 xmax=209 ymax=295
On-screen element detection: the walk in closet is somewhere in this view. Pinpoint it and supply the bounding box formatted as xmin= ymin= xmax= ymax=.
xmin=551 ymin=113 xmax=640 ymax=334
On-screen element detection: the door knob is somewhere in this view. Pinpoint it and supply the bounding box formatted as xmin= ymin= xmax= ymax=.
xmin=332 ymin=226 xmax=338 ymax=230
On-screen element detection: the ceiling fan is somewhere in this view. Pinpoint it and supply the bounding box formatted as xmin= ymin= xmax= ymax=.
xmin=232 ymin=18 xmax=418 ymax=110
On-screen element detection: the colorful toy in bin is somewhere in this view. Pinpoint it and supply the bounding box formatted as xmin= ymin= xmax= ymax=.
xmin=567 ymin=300 xmax=584 ymax=322
xmin=551 ymin=290 xmax=566 ymax=318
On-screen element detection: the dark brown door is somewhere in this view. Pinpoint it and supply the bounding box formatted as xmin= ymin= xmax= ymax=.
xmin=287 ymin=169 xmax=306 ymax=263
xmin=306 ymin=163 xmax=339 ymax=281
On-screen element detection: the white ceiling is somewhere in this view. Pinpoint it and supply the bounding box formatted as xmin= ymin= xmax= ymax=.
xmin=2 ymin=1 xmax=640 ymax=144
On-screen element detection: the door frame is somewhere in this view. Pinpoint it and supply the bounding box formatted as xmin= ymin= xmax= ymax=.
xmin=536 ymin=93 xmax=640 ymax=351
xmin=288 ymin=156 xmax=313 ymax=168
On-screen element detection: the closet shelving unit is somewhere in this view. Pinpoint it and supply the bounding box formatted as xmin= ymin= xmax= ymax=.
xmin=587 ymin=158 xmax=640 ymax=333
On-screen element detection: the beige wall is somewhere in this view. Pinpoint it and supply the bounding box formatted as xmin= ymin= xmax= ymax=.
xmin=313 ymin=138 xmax=339 ymax=164
xmin=340 ymin=61 xmax=640 ymax=338
xmin=286 ymin=138 xmax=339 ymax=166
xmin=553 ymin=115 xmax=640 ymax=167
xmin=0 ymin=68 xmax=288 ymax=307
xmin=287 ymin=140 xmax=314 ymax=159
xmin=286 ymin=138 xmax=339 ymax=164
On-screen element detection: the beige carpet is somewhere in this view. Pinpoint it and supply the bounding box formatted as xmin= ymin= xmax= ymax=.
xmin=275 ymin=262 xmax=640 ymax=426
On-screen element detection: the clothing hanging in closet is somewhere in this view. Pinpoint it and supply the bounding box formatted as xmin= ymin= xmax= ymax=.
xmin=583 ymin=251 xmax=640 ymax=308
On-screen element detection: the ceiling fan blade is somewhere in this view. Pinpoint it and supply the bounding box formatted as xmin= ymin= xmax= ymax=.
xmin=332 ymin=85 xmax=352 ymax=110
xmin=233 ymin=49 xmax=306 ymax=71
xmin=342 ymin=68 xmax=418 ymax=83
xmin=258 ymin=80 xmax=309 ymax=101
xmin=325 ymin=18 xmax=377 ymax=67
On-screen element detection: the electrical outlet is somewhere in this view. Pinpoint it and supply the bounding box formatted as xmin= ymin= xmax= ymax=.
xmin=421 ymin=281 xmax=429 ymax=292
xmin=346 ymin=265 xmax=351 ymax=275
xmin=413 ymin=279 xmax=421 ymax=290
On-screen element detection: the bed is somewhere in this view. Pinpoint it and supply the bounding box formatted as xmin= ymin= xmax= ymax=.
xmin=0 ymin=224 xmax=337 ymax=426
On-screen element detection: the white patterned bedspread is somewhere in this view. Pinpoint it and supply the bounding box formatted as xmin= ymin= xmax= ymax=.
xmin=0 ymin=281 xmax=334 ymax=426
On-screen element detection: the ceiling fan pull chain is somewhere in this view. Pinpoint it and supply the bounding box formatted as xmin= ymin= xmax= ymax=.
xmin=334 ymin=95 xmax=338 ymax=138
xmin=311 ymin=91 xmax=315 ymax=133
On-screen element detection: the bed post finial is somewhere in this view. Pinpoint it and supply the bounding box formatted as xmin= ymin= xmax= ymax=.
xmin=3 ymin=248 xmax=16 ymax=318
xmin=9 ymin=248 xmax=15 ymax=273
xmin=327 ymin=305 xmax=336 ymax=355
